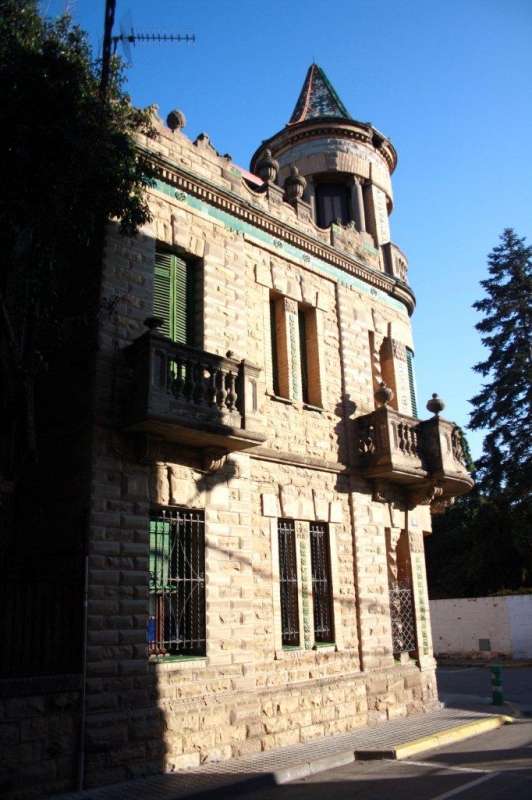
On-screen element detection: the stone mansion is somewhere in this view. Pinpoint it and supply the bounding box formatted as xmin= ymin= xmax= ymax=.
xmin=0 ymin=64 xmax=472 ymax=796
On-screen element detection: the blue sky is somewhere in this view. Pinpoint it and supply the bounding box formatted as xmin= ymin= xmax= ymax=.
xmin=46 ymin=0 xmax=532 ymax=460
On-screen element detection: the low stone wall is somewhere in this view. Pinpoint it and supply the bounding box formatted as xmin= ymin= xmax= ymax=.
xmin=79 ymin=662 xmax=438 ymax=786
xmin=430 ymin=595 xmax=532 ymax=660
xmin=0 ymin=675 xmax=81 ymax=800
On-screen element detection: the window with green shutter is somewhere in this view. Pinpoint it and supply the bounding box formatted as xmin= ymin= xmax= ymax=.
xmin=154 ymin=251 xmax=197 ymax=345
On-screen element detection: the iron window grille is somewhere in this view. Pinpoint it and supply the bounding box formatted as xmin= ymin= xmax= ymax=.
xmin=149 ymin=508 xmax=205 ymax=657
xmin=388 ymin=578 xmax=417 ymax=655
xmin=278 ymin=519 xmax=300 ymax=646
xmin=310 ymin=522 xmax=334 ymax=643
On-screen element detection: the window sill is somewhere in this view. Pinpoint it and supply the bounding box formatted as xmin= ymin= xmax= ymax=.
xmin=268 ymin=394 xmax=325 ymax=413
xmin=149 ymin=655 xmax=206 ymax=672
xmin=303 ymin=403 xmax=325 ymax=413
xmin=269 ymin=393 xmax=293 ymax=405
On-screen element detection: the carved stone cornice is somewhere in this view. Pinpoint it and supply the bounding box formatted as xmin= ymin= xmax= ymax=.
xmin=141 ymin=147 xmax=416 ymax=316
xmin=251 ymin=119 xmax=397 ymax=173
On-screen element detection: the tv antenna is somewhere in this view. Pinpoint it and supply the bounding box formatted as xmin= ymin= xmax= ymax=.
xmin=112 ymin=10 xmax=195 ymax=66
xmin=100 ymin=0 xmax=195 ymax=99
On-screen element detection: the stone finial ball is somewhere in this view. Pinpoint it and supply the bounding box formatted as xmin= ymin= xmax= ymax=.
xmin=426 ymin=393 xmax=445 ymax=416
xmin=375 ymin=381 xmax=394 ymax=407
xmin=167 ymin=109 xmax=186 ymax=132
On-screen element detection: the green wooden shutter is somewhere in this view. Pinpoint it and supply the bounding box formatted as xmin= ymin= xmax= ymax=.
xmin=154 ymin=252 xmax=196 ymax=345
xmin=149 ymin=517 xmax=171 ymax=591
xmin=154 ymin=252 xmax=173 ymax=339
xmin=173 ymin=255 xmax=188 ymax=345
xmin=406 ymin=348 xmax=418 ymax=418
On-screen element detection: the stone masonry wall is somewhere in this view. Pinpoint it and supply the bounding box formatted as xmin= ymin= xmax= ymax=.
xmin=0 ymin=676 xmax=81 ymax=799
xmin=74 ymin=116 xmax=436 ymax=788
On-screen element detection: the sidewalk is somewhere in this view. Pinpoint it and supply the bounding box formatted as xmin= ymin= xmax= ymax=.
xmin=53 ymin=699 xmax=517 ymax=800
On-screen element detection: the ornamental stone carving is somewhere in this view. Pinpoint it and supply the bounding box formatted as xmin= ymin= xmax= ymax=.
xmin=284 ymin=167 xmax=307 ymax=202
xmin=255 ymin=149 xmax=279 ymax=183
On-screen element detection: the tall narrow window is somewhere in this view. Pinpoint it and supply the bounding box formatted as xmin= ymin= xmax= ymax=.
xmin=310 ymin=522 xmax=334 ymax=643
xmin=149 ymin=508 xmax=205 ymax=657
xmin=387 ymin=529 xmax=417 ymax=657
xmin=269 ymin=295 xmax=323 ymax=407
xmin=270 ymin=299 xmax=281 ymax=397
xmin=406 ymin=348 xmax=418 ymax=418
xmin=298 ymin=309 xmax=309 ymax=404
xmin=315 ymin=184 xmax=350 ymax=228
xmin=278 ymin=519 xmax=299 ymax=647
xmin=154 ymin=251 xmax=197 ymax=345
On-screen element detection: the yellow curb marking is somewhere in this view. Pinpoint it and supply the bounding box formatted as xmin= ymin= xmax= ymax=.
xmin=392 ymin=715 xmax=514 ymax=759
xmin=505 ymin=701 xmax=522 ymax=718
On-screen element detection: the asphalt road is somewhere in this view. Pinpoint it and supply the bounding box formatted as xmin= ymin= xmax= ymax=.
xmin=436 ymin=665 xmax=532 ymax=712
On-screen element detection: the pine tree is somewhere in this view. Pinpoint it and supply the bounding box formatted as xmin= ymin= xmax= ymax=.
xmin=427 ymin=231 xmax=532 ymax=597
xmin=469 ymin=228 xmax=532 ymax=502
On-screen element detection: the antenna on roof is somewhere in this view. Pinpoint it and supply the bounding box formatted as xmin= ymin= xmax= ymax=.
xmin=100 ymin=0 xmax=195 ymax=98
xmin=112 ymin=10 xmax=195 ymax=65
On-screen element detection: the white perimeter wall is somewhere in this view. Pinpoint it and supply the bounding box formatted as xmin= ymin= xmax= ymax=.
xmin=430 ymin=596 xmax=532 ymax=659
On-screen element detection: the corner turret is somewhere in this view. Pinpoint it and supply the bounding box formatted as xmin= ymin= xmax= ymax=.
xmin=251 ymin=65 xmax=405 ymax=283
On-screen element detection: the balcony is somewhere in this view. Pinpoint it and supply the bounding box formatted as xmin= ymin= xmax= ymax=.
xmin=122 ymin=325 xmax=267 ymax=455
xmin=355 ymin=403 xmax=473 ymax=508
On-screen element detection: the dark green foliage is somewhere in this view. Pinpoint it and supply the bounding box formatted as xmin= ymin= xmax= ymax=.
xmin=427 ymin=486 xmax=531 ymax=598
xmin=469 ymin=228 xmax=532 ymax=500
xmin=0 ymin=0 xmax=157 ymax=474
xmin=426 ymin=230 xmax=532 ymax=598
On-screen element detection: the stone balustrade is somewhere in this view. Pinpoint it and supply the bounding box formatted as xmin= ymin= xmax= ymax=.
xmin=356 ymin=405 xmax=473 ymax=506
xmin=122 ymin=328 xmax=266 ymax=453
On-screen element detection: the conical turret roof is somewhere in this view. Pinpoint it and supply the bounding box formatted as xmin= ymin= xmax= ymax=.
xmin=288 ymin=64 xmax=352 ymax=125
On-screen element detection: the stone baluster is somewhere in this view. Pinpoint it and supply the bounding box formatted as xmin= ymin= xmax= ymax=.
xmin=183 ymin=359 xmax=195 ymax=402
xmin=206 ymin=365 xmax=217 ymax=407
xmin=225 ymin=370 xmax=237 ymax=412
xmin=193 ymin=361 xmax=205 ymax=405
xmin=216 ymin=367 xmax=228 ymax=410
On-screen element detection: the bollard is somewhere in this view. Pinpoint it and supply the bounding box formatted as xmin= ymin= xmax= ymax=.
xmin=491 ymin=664 xmax=503 ymax=706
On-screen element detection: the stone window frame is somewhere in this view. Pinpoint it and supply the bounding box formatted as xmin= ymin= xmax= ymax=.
xmin=148 ymin=506 xmax=206 ymax=662
xmin=268 ymin=293 xmax=324 ymax=409
xmin=270 ymin=517 xmax=342 ymax=659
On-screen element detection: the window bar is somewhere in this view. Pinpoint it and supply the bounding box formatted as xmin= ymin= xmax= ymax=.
xmin=278 ymin=520 xmax=300 ymax=647
xmin=388 ymin=578 xmax=417 ymax=655
xmin=310 ymin=522 xmax=334 ymax=643
xmin=149 ymin=508 xmax=205 ymax=657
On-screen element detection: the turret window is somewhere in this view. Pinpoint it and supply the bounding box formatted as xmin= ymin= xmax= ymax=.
xmin=315 ymin=184 xmax=350 ymax=228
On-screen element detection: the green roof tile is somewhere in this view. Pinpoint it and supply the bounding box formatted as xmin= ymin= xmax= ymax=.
xmin=289 ymin=64 xmax=352 ymax=124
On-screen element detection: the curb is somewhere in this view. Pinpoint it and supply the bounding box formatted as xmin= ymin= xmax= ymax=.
xmin=192 ymin=715 xmax=516 ymax=798
xmin=436 ymin=660 xmax=532 ymax=669
xmin=354 ymin=714 xmax=514 ymax=761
